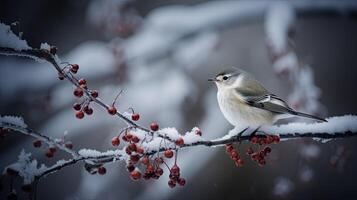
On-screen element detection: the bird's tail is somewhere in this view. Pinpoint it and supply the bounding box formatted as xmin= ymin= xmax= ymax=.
xmin=291 ymin=110 xmax=327 ymax=122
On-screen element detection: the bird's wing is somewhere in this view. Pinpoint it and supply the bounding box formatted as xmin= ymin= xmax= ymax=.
xmin=241 ymin=93 xmax=296 ymax=115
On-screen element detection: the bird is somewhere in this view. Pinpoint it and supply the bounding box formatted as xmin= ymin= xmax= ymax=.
xmin=209 ymin=67 xmax=327 ymax=129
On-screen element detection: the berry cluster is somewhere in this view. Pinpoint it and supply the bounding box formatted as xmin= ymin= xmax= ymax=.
xmin=32 ymin=137 xmax=73 ymax=159
xmin=225 ymin=144 xmax=244 ymax=167
xmin=106 ymin=120 xmax=187 ymax=188
xmin=246 ymin=146 xmax=271 ymax=166
xmin=168 ymin=164 xmax=186 ymax=188
xmin=225 ymin=135 xmax=280 ymax=167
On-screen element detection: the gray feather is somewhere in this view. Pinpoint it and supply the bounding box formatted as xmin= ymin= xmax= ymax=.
xmin=239 ymin=93 xmax=327 ymax=122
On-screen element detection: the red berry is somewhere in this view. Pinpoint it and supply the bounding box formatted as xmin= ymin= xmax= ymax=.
xmin=259 ymin=138 xmax=266 ymax=145
xmin=146 ymin=164 xmax=155 ymax=173
xmin=111 ymin=136 xmax=120 ymax=146
xmin=131 ymin=136 xmax=140 ymax=143
xmin=168 ymin=179 xmax=176 ymax=188
xmin=251 ymin=153 xmax=260 ymax=161
xmin=125 ymin=147 xmax=132 ymax=155
xmin=122 ymin=134 xmax=129 ymax=142
xmin=150 ymin=122 xmax=159 ymax=131
xmin=130 ymin=155 xmax=140 ymax=163
xmin=58 ymin=72 xmax=64 ymax=80
xmin=246 ymin=147 xmax=254 ymax=155
xmin=70 ymin=64 xmax=79 ymax=73
xmin=78 ymin=78 xmax=86 ymax=86
xmin=175 ymin=138 xmax=184 ymax=146
xmin=46 ymin=150 xmax=54 ymax=158
xmin=258 ymin=159 xmax=266 ymax=166
xmin=128 ymin=143 xmax=137 ymax=152
xmin=155 ymin=167 xmax=164 ymax=176
xmin=225 ymin=144 xmax=234 ymax=154
xmin=50 ymin=46 xmax=57 ymax=54
xmin=155 ymin=157 xmax=164 ymax=164
xmin=75 ymin=111 xmax=84 ymax=119
xmin=171 ymin=165 xmax=180 ymax=175
xmin=273 ymin=135 xmax=280 ymax=143
xmin=21 ymin=184 xmax=32 ymax=193
xmin=131 ymin=113 xmax=140 ymax=121
xmin=235 ymin=159 xmax=244 ymax=167
xmin=266 ymin=135 xmax=274 ymax=144
xmin=230 ymin=151 xmax=239 ymax=161
xmin=98 ymin=166 xmax=106 ymax=175
xmin=136 ymin=147 xmax=144 ymax=154
xmin=264 ymin=146 xmax=272 ymax=154
xmin=126 ymin=133 xmax=133 ymax=140
xmin=130 ymin=170 xmax=141 ymax=180
xmin=141 ymin=156 xmax=150 ymax=165
xmin=65 ymin=141 xmax=73 ymax=149
xmin=126 ymin=164 xmax=135 ymax=172
xmin=91 ymin=90 xmax=99 ymax=98
xmin=73 ymin=88 xmax=83 ymax=97
xmin=73 ymin=103 xmax=81 ymax=111
xmin=49 ymin=147 xmax=57 ymax=153
xmin=164 ymin=150 xmax=174 ymax=158
xmin=250 ymin=136 xmax=258 ymax=144
xmin=178 ymin=178 xmax=186 ymax=186
xmin=33 ymin=139 xmax=42 ymax=148
xmin=107 ymin=106 xmax=117 ymax=115
xmin=195 ymin=129 xmax=202 ymax=136
xmin=83 ymin=106 xmax=93 ymax=115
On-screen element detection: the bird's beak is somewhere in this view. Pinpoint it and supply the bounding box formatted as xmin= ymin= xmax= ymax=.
xmin=208 ymin=78 xmax=216 ymax=82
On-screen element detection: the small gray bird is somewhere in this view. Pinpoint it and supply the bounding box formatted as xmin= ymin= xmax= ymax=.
xmin=209 ymin=67 xmax=326 ymax=128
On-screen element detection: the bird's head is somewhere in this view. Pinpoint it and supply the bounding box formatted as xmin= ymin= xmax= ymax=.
xmin=208 ymin=67 xmax=243 ymax=90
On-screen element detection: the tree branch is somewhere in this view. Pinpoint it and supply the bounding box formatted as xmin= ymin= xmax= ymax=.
xmin=2 ymin=116 xmax=357 ymax=181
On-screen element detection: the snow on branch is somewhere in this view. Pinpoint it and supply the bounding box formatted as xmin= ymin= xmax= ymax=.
xmin=2 ymin=115 xmax=357 ymax=185
xmin=0 ymin=22 xmax=30 ymax=50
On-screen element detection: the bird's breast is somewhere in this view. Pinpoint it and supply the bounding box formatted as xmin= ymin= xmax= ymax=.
xmin=217 ymin=89 xmax=274 ymax=126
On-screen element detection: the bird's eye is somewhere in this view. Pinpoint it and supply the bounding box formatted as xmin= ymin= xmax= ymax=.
xmin=222 ymin=76 xmax=228 ymax=80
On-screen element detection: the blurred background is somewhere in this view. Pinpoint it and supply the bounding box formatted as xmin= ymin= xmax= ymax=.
xmin=1 ymin=0 xmax=357 ymax=199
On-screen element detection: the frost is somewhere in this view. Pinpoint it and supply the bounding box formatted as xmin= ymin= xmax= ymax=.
xmin=0 ymin=115 xmax=27 ymax=128
xmin=5 ymin=150 xmax=47 ymax=184
xmin=40 ymin=42 xmax=51 ymax=51
xmin=182 ymin=127 xmax=204 ymax=144
xmin=159 ymin=127 xmax=180 ymax=140
xmin=78 ymin=149 xmax=124 ymax=158
xmin=0 ymin=22 xmax=30 ymax=50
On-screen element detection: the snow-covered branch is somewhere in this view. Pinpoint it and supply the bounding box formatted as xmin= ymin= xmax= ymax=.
xmin=2 ymin=115 xmax=357 ymax=186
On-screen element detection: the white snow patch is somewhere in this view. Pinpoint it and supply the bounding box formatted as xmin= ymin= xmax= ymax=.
xmin=0 ymin=22 xmax=30 ymax=50
xmin=78 ymin=149 xmax=124 ymax=158
xmin=264 ymin=115 xmax=357 ymax=135
xmin=5 ymin=150 xmax=47 ymax=184
xmin=40 ymin=42 xmax=51 ymax=51
xmin=0 ymin=115 xmax=27 ymax=128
